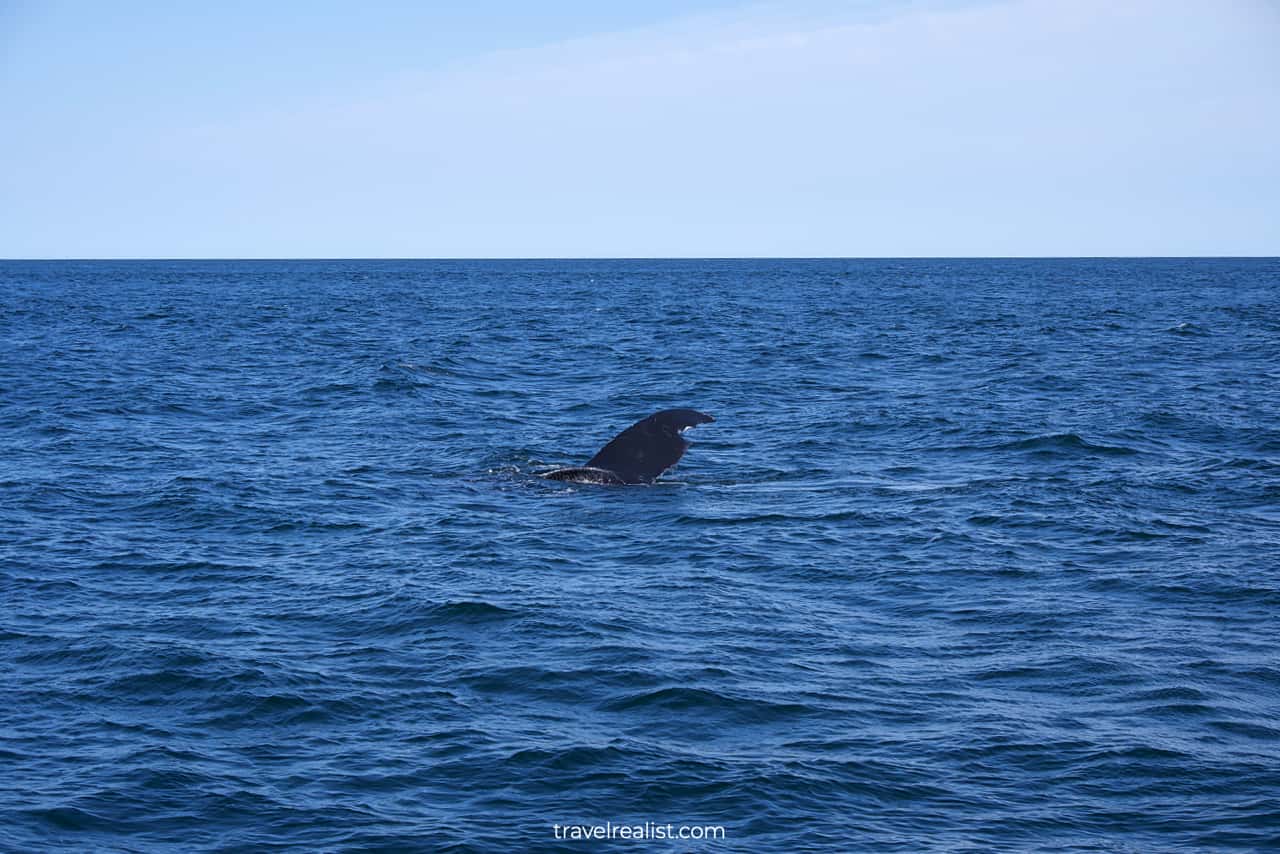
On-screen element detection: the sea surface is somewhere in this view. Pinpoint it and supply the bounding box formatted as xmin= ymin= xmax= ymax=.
xmin=2 ymin=258 xmax=1278 ymax=852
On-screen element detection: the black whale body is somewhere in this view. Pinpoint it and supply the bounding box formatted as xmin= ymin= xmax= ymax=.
xmin=543 ymin=409 xmax=714 ymax=485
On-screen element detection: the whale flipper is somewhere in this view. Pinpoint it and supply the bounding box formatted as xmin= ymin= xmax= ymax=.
xmin=542 ymin=409 xmax=714 ymax=485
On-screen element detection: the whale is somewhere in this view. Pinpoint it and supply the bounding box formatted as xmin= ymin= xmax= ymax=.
xmin=542 ymin=409 xmax=714 ymax=485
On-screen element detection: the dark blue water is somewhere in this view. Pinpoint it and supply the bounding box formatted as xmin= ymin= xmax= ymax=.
xmin=3 ymin=258 xmax=1278 ymax=852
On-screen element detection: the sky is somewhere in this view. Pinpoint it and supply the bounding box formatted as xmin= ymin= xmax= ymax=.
xmin=1 ymin=0 xmax=1277 ymax=258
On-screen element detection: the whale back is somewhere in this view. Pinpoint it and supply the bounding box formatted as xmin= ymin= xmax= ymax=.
xmin=542 ymin=466 xmax=627 ymax=485
xmin=584 ymin=409 xmax=714 ymax=484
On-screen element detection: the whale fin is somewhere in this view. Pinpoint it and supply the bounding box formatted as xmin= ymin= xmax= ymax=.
xmin=584 ymin=409 xmax=714 ymax=484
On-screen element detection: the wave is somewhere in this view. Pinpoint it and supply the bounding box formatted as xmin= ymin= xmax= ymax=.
xmin=601 ymin=686 xmax=817 ymax=723
xmin=994 ymin=432 xmax=1139 ymax=456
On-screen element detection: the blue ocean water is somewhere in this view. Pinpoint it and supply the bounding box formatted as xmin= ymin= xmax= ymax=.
xmin=2 ymin=258 xmax=1278 ymax=852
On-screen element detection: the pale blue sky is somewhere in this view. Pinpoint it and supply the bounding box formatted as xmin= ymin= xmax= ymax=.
xmin=2 ymin=0 xmax=1277 ymax=258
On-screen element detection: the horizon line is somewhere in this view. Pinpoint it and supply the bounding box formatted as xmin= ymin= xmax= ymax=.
xmin=2 ymin=255 xmax=1277 ymax=262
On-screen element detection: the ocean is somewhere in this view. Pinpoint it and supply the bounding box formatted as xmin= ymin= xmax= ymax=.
xmin=2 ymin=258 xmax=1278 ymax=851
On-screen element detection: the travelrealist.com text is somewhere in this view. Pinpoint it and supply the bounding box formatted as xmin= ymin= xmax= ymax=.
xmin=552 ymin=822 xmax=726 ymax=841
